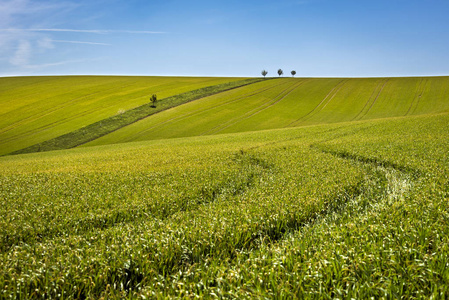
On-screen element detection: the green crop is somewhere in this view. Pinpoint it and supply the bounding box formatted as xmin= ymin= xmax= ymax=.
xmin=1 ymin=112 xmax=448 ymax=298
xmin=86 ymin=76 xmax=449 ymax=148
xmin=3 ymin=76 xmax=448 ymax=157
xmin=0 ymin=76 xmax=250 ymax=156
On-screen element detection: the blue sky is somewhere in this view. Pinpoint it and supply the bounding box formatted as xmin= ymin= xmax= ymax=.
xmin=1 ymin=0 xmax=448 ymax=77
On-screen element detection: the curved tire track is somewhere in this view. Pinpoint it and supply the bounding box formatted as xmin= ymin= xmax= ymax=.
xmin=285 ymin=79 xmax=347 ymax=127
xmin=354 ymin=79 xmax=389 ymax=121
xmin=201 ymin=80 xmax=305 ymax=136
xmin=406 ymin=78 xmax=427 ymax=116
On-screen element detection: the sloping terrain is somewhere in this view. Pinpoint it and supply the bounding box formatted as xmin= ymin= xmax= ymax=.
xmin=0 ymin=112 xmax=448 ymax=298
xmin=0 ymin=76 xmax=247 ymax=155
xmin=84 ymin=76 xmax=449 ymax=147
xmin=2 ymin=76 xmax=448 ymax=155
xmin=0 ymin=75 xmax=448 ymax=298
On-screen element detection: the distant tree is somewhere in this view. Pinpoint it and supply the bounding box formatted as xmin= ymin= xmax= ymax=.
xmin=278 ymin=69 xmax=283 ymax=77
xmin=261 ymin=70 xmax=268 ymax=78
xmin=291 ymin=70 xmax=296 ymax=77
xmin=150 ymin=94 xmax=157 ymax=107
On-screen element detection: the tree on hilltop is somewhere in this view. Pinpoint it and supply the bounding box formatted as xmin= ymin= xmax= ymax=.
xmin=291 ymin=70 xmax=296 ymax=77
xmin=278 ymin=69 xmax=283 ymax=77
xmin=261 ymin=70 xmax=268 ymax=78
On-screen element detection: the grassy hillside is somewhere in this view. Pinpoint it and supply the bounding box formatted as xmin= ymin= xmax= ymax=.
xmin=3 ymin=76 xmax=448 ymax=154
xmin=85 ymin=76 xmax=449 ymax=147
xmin=0 ymin=76 xmax=247 ymax=155
xmin=1 ymin=75 xmax=448 ymax=297
xmin=0 ymin=112 xmax=448 ymax=298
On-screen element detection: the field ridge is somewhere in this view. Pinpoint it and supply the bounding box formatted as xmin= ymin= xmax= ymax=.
xmin=8 ymin=78 xmax=264 ymax=155
xmin=114 ymin=80 xmax=289 ymax=143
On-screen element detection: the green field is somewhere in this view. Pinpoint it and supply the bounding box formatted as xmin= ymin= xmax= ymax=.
xmin=0 ymin=76 xmax=247 ymax=155
xmin=84 ymin=76 xmax=449 ymax=146
xmin=1 ymin=113 xmax=448 ymax=298
xmin=1 ymin=76 xmax=448 ymax=298
xmin=2 ymin=76 xmax=449 ymax=155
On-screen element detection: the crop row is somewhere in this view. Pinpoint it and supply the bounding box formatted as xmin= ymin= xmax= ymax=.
xmin=0 ymin=76 xmax=250 ymax=156
xmin=10 ymin=78 xmax=263 ymax=156
xmin=87 ymin=77 xmax=449 ymax=148
xmin=0 ymin=113 xmax=448 ymax=298
xmin=1 ymin=123 xmax=367 ymax=298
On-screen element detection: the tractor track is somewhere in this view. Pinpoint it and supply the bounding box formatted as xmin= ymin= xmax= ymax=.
xmin=200 ymin=80 xmax=305 ymax=136
xmin=285 ymin=79 xmax=347 ymax=127
xmin=123 ymin=80 xmax=290 ymax=142
xmin=354 ymin=79 xmax=389 ymax=121
xmin=406 ymin=78 xmax=428 ymax=116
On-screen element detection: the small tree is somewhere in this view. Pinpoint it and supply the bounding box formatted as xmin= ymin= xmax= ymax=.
xmin=150 ymin=94 xmax=157 ymax=107
xmin=291 ymin=70 xmax=296 ymax=77
xmin=261 ymin=70 xmax=268 ymax=78
xmin=277 ymin=69 xmax=283 ymax=77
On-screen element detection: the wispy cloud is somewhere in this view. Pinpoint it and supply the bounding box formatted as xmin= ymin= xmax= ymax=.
xmin=9 ymin=39 xmax=31 ymax=66
xmin=0 ymin=0 xmax=79 ymax=28
xmin=24 ymin=58 xmax=96 ymax=69
xmin=0 ymin=28 xmax=166 ymax=34
xmin=37 ymin=37 xmax=54 ymax=49
xmin=51 ymin=39 xmax=111 ymax=46
xmin=0 ymin=0 xmax=165 ymax=74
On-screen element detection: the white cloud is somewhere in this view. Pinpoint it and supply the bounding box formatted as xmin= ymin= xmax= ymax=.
xmin=9 ymin=39 xmax=31 ymax=66
xmin=52 ymin=39 xmax=111 ymax=46
xmin=0 ymin=0 xmax=164 ymax=73
xmin=0 ymin=0 xmax=77 ymax=27
xmin=0 ymin=0 xmax=29 ymax=27
xmin=0 ymin=28 xmax=165 ymax=34
xmin=0 ymin=0 xmax=66 ymax=69
xmin=24 ymin=58 xmax=93 ymax=69
xmin=37 ymin=37 xmax=54 ymax=49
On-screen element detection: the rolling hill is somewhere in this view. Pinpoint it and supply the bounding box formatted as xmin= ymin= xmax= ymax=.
xmin=2 ymin=76 xmax=448 ymax=155
xmin=0 ymin=76 xmax=248 ymax=155
xmin=0 ymin=112 xmax=448 ymax=298
xmin=0 ymin=75 xmax=448 ymax=298
xmin=85 ymin=76 xmax=449 ymax=147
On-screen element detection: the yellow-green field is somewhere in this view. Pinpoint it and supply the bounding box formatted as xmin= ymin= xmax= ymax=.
xmin=0 ymin=76 xmax=246 ymax=155
xmin=2 ymin=76 xmax=449 ymax=155
xmin=1 ymin=113 xmax=448 ymax=298
xmin=0 ymin=76 xmax=448 ymax=298
xmin=84 ymin=76 xmax=449 ymax=146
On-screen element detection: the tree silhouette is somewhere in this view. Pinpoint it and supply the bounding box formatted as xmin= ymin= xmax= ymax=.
xmin=291 ymin=70 xmax=296 ymax=77
xmin=150 ymin=94 xmax=157 ymax=107
xmin=278 ymin=69 xmax=283 ymax=77
xmin=261 ymin=70 xmax=268 ymax=78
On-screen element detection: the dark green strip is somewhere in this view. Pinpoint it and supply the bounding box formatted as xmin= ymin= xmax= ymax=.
xmin=9 ymin=78 xmax=266 ymax=155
